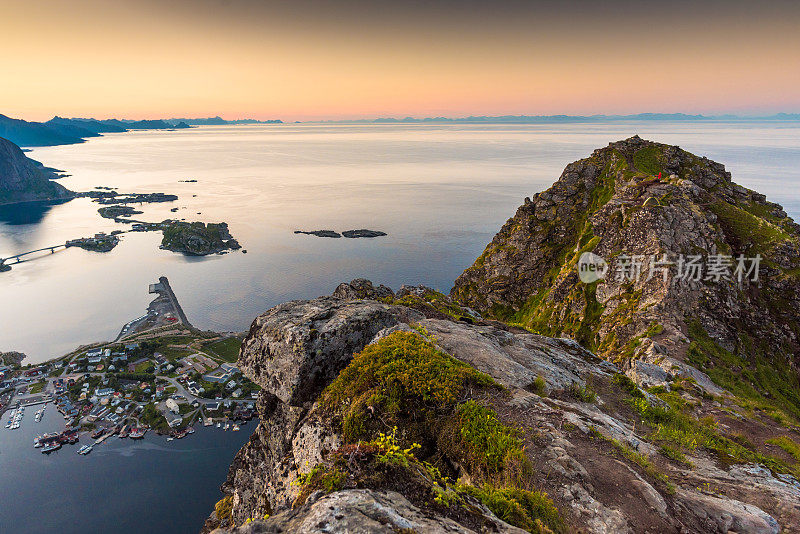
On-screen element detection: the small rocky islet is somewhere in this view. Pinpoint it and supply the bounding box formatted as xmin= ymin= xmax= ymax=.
xmin=294 ymin=228 xmax=387 ymax=238
xmin=205 ymin=138 xmax=800 ymax=534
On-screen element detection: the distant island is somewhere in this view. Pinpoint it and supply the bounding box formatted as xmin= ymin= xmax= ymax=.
xmin=294 ymin=229 xmax=387 ymax=238
xmin=0 ymin=114 xmax=283 ymax=148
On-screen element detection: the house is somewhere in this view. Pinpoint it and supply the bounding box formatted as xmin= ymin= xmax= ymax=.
xmin=232 ymin=388 xmax=243 ymax=398
xmin=88 ymin=356 xmax=102 ymax=364
xmin=95 ymin=388 xmax=115 ymax=397
xmin=225 ymin=380 xmax=237 ymax=390
xmin=86 ymin=349 xmax=102 ymax=358
xmin=165 ymin=398 xmax=180 ymax=414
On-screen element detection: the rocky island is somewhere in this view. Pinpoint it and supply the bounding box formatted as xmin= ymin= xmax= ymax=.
xmin=160 ymin=221 xmax=241 ymax=256
xmin=97 ymin=205 xmax=143 ymax=218
xmin=66 ymin=232 xmax=120 ymax=252
xmin=204 ymin=138 xmax=800 ymax=534
xmin=294 ymin=229 xmax=387 ymax=238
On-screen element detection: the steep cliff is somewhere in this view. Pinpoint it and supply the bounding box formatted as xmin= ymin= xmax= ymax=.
xmin=0 ymin=136 xmax=74 ymax=205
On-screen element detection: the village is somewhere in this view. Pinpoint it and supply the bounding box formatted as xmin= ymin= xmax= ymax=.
xmin=0 ymin=277 xmax=257 ymax=455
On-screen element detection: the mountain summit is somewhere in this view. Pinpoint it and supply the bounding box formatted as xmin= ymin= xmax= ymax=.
xmin=452 ymin=136 xmax=800 ymax=418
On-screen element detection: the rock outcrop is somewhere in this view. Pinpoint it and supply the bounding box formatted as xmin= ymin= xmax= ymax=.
xmin=206 ymin=280 xmax=798 ymax=534
xmin=0 ymin=136 xmax=74 ymax=205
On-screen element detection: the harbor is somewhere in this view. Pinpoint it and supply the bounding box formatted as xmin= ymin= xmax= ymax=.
xmin=0 ymin=402 xmax=253 ymax=534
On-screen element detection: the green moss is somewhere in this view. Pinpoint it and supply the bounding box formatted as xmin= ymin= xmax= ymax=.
xmin=459 ymin=484 xmax=565 ymax=534
xmin=612 ymin=372 xmax=645 ymax=399
xmin=632 ymin=146 xmax=664 ymax=176
xmin=708 ymin=200 xmax=790 ymax=255
xmin=567 ymin=382 xmax=597 ymax=403
xmin=321 ymin=331 xmax=496 ymax=442
xmin=686 ymin=320 xmax=800 ymax=422
xmin=453 ymin=401 xmax=529 ymax=483
xmin=380 ymin=289 xmax=475 ymax=322
xmin=625 ymin=387 xmax=799 ymax=478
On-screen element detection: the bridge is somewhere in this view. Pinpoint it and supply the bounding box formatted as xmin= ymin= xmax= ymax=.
xmin=0 ymin=244 xmax=66 ymax=266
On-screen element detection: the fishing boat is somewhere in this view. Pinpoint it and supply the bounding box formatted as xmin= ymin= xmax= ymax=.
xmin=41 ymin=442 xmax=61 ymax=453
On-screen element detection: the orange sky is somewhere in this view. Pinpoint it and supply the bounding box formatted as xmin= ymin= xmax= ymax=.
xmin=2 ymin=0 xmax=799 ymax=121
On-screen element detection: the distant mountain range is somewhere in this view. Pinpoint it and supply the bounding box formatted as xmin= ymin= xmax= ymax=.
xmin=168 ymin=116 xmax=283 ymax=126
xmin=0 ymin=114 xmax=283 ymax=148
xmin=312 ymin=112 xmax=800 ymax=124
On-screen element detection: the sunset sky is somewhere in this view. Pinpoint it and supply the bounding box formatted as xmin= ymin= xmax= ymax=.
xmin=2 ymin=0 xmax=799 ymax=122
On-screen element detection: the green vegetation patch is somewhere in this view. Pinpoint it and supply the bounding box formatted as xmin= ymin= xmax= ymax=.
xmin=632 ymin=146 xmax=664 ymax=176
xmin=453 ymin=401 xmax=529 ymax=484
xmin=459 ymin=484 xmax=564 ymax=534
xmin=624 ymin=385 xmax=799 ymax=478
xmin=294 ymin=430 xmax=564 ymax=534
xmin=203 ymin=337 xmax=243 ymax=363
xmin=380 ymin=289 xmax=476 ymax=322
xmin=321 ymin=331 xmax=496 ymax=443
xmin=709 ymin=200 xmax=790 ymax=255
xmin=686 ymin=319 xmax=800 ymax=422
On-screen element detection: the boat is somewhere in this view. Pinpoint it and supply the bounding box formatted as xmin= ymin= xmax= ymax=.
xmin=166 ymin=436 xmax=174 ymax=442
xmin=41 ymin=442 xmax=61 ymax=453
xmin=77 ymin=445 xmax=93 ymax=455
xmin=216 ymin=422 xmax=221 ymax=428
xmin=232 ymin=424 xmax=240 ymax=431
xmin=186 ymin=427 xmax=195 ymax=434
xmin=224 ymin=422 xmax=230 ymax=431
xmin=119 ymin=425 xmax=130 ymax=438
xmin=203 ymin=418 xmax=212 ymax=427
xmin=129 ymin=427 xmax=146 ymax=439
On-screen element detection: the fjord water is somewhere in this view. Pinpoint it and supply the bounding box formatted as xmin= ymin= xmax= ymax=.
xmin=2 ymin=122 xmax=800 ymax=363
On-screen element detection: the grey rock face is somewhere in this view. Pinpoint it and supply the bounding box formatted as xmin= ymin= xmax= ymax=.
xmin=211 ymin=291 xmax=790 ymax=533
xmin=331 ymin=278 xmax=395 ymax=300
xmin=238 ymin=296 xmax=419 ymax=406
xmin=211 ymin=489 xmax=527 ymax=534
